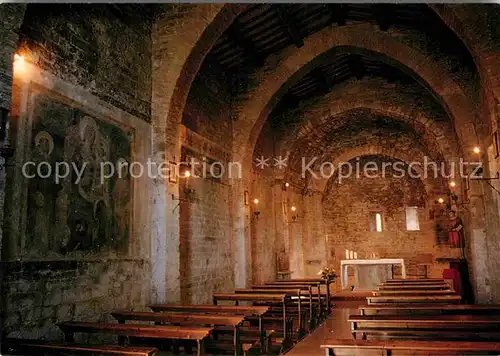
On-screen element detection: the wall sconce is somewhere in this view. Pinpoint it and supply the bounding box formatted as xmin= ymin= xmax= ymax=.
xmin=473 ymin=146 xmax=481 ymax=154
xmin=253 ymin=198 xmax=260 ymax=217
xmin=437 ymin=197 xmax=445 ymax=204
xmin=13 ymin=53 xmax=26 ymax=75
xmin=290 ymin=205 xmax=298 ymax=222
xmin=282 ymin=181 xmax=290 ymax=191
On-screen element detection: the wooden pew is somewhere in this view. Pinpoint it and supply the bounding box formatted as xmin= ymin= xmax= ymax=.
xmin=383 ymin=281 xmax=447 ymax=286
xmin=149 ymin=304 xmax=269 ymax=316
xmin=380 ymin=282 xmax=449 ymax=288
xmin=349 ymin=314 xmax=500 ymax=340
xmin=377 ymin=284 xmax=449 ymax=291
xmin=367 ymin=294 xmax=461 ymax=305
xmin=252 ymin=284 xmax=317 ymax=328
xmin=386 ymin=278 xmax=445 ymax=283
xmin=320 ymin=339 xmax=500 ymax=355
xmin=148 ymin=304 xmax=270 ymax=354
xmin=274 ymin=278 xmax=333 ymax=313
xmin=213 ymin=293 xmax=290 ymax=349
xmin=372 ymin=289 xmax=455 ymax=296
xmin=111 ymin=311 xmax=245 ymax=356
xmin=57 ymin=322 xmax=212 ymax=356
xmin=267 ymin=281 xmax=326 ymax=316
xmin=234 ymin=288 xmax=306 ymax=338
xmin=360 ymin=304 xmax=500 ymax=316
xmin=1 ymin=339 xmax=158 ymax=355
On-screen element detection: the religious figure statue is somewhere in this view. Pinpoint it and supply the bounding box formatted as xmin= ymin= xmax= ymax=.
xmin=447 ymin=210 xmax=465 ymax=253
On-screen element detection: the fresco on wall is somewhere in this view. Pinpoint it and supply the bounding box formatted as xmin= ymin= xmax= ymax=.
xmin=26 ymin=93 xmax=132 ymax=255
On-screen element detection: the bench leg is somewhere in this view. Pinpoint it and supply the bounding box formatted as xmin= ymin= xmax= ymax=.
xmin=196 ymin=339 xmax=204 ymax=356
xmin=351 ymin=322 xmax=357 ymax=340
xmin=259 ymin=315 xmax=265 ymax=354
xmin=173 ymin=340 xmax=180 ymax=354
xmin=117 ymin=335 xmax=127 ymax=346
xmin=233 ymin=325 xmax=240 ymax=356
xmin=64 ymin=332 xmax=74 ymax=343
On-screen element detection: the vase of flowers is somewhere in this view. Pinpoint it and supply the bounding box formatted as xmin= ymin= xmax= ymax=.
xmin=318 ymin=266 xmax=337 ymax=282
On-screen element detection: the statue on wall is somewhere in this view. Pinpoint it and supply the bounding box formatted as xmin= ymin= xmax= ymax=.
xmin=448 ymin=210 xmax=465 ymax=258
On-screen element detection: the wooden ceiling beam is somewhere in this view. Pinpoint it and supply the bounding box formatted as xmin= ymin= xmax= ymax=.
xmin=348 ymin=55 xmax=365 ymax=80
xmin=328 ymin=4 xmax=349 ymax=26
xmin=312 ymin=68 xmax=333 ymax=94
xmin=374 ymin=5 xmax=393 ymax=31
xmin=274 ymin=6 xmax=304 ymax=48
xmin=226 ymin=20 xmax=265 ymax=67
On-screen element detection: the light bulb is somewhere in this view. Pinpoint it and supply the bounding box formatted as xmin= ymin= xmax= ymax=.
xmin=473 ymin=146 xmax=480 ymax=154
xmin=438 ymin=197 xmax=444 ymax=204
xmin=285 ymin=182 xmax=290 ymax=188
xmin=253 ymin=198 xmax=259 ymax=205
xmin=291 ymin=206 xmax=297 ymax=212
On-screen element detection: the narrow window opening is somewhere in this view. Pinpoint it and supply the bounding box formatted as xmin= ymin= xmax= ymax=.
xmin=370 ymin=212 xmax=383 ymax=232
xmin=406 ymin=206 xmax=420 ymax=231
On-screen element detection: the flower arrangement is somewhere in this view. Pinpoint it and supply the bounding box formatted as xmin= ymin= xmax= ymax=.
xmin=318 ymin=266 xmax=337 ymax=281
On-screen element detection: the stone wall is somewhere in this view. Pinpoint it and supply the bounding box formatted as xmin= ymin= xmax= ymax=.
xmin=322 ymin=156 xmax=457 ymax=291
xmin=179 ymin=62 xmax=235 ymax=303
xmin=2 ymin=46 xmax=152 ymax=338
xmin=3 ymin=260 xmax=149 ymax=341
xmin=18 ymin=4 xmax=152 ymax=122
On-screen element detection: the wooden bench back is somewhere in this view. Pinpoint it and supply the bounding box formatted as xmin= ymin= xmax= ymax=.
xmin=111 ymin=311 xmax=244 ymax=326
xmin=57 ymin=322 xmax=212 ymax=340
xmin=2 ymin=339 xmax=158 ymax=356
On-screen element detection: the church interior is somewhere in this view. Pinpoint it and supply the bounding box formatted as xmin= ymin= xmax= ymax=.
xmin=2 ymin=3 xmax=500 ymax=355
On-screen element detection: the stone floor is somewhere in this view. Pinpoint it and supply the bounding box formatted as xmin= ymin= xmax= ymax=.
xmin=285 ymin=301 xmax=364 ymax=356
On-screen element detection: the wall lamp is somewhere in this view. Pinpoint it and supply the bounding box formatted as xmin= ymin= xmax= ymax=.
xmin=253 ymin=198 xmax=260 ymax=217
xmin=290 ymin=205 xmax=298 ymax=222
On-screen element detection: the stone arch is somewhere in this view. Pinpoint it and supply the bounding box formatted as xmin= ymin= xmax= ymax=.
xmin=152 ymin=4 xmax=247 ymax=157
xmin=431 ymin=4 xmax=500 ymax=119
xmin=233 ymin=23 xmax=480 ymax=172
xmin=151 ymin=4 xmax=247 ymax=302
xmin=275 ymin=79 xmax=460 ymax=165
xmin=318 ymin=145 xmax=446 ymax=197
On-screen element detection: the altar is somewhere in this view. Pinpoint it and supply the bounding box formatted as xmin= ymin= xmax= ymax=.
xmin=340 ymin=258 xmax=406 ymax=289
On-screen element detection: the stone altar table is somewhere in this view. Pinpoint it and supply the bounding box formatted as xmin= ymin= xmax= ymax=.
xmin=340 ymin=259 xmax=406 ymax=289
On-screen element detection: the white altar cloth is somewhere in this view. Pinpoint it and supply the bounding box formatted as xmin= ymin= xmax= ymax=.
xmin=340 ymin=258 xmax=406 ymax=289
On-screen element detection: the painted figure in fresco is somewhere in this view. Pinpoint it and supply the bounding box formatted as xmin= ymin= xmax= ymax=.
xmin=31 ymin=131 xmax=55 ymax=252
xmin=62 ymin=218 xmax=91 ymax=253
xmin=448 ymin=210 xmax=465 ymax=253
xmin=78 ymin=117 xmax=110 ymax=205
xmin=28 ymin=95 xmax=131 ymax=255
xmin=112 ymin=159 xmax=130 ymax=246
xmin=93 ymin=199 xmax=110 ymax=249
xmin=54 ymin=190 xmax=71 ymax=250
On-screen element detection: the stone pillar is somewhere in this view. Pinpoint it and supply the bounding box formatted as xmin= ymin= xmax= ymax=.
xmin=273 ymin=179 xmax=290 ymax=276
xmin=301 ymin=189 xmax=327 ymax=277
xmin=232 ymin=178 xmax=251 ymax=287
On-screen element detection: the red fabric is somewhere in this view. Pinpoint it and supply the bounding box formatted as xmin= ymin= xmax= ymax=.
xmin=443 ymin=268 xmax=462 ymax=297
xmin=449 ymin=231 xmax=459 ymax=247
